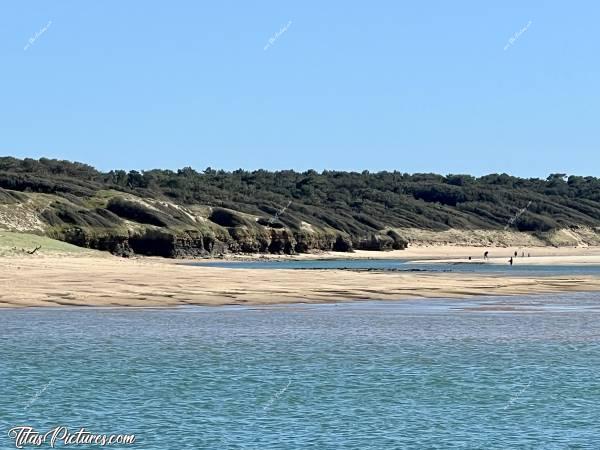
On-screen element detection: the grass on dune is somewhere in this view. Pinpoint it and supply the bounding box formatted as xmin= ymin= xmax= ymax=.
xmin=0 ymin=231 xmax=93 ymax=256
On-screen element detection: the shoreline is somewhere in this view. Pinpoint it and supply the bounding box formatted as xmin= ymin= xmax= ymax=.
xmin=1 ymin=246 xmax=600 ymax=308
xmin=185 ymin=245 xmax=600 ymax=264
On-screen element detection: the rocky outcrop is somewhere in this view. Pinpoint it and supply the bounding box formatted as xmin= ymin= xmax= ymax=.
xmin=354 ymin=233 xmax=395 ymax=251
xmin=58 ymin=228 xmax=133 ymax=257
xmin=351 ymin=231 xmax=409 ymax=251
xmin=51 ymin=223 xmax=384 ymax=258
xmin=51 ymin=224 xmax=354 ymax=259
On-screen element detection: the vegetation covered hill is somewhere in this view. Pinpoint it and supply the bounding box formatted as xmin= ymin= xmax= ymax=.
xmin=1 ymin=157 xmax=599 ymax=257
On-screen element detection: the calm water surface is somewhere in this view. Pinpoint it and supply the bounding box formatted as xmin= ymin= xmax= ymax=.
xmin=192 ymin=258 xmax=600 ymax=276
xmin=2 ymin=293 xmax=600 ymax=449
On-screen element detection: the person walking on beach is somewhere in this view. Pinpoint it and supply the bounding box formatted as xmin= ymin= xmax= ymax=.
xmin=509 ymin=257 xmax=513 ymax=266
xmin=514 ymin=251 xmax=518 ymax=258
xmin=484 ymin=251 xmax=489 ymax=260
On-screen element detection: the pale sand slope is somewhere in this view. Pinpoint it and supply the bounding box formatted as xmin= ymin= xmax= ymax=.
xmin=1 ymin=252 xmax=600 ymax=308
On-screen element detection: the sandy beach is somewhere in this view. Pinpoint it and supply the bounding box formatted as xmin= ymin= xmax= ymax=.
xmin=2 ymin=244 xmax=600 ymax=308
xmin=207 ymin=245 xmax=600 ymax=263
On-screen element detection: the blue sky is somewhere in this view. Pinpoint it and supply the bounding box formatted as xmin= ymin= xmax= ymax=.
xmin=1 ymin=1 xmax=598 ymax=176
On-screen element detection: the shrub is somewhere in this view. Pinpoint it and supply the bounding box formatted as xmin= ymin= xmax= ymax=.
xmin=106 ymin=197 xmax=171 ymax=227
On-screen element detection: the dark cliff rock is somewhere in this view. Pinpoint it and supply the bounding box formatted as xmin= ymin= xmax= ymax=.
xmin=354 ymin=234 xmax=392 ymax=251
xmin=51 ymin=223 xmax=366 ymax=258
xmin=386 ymin=229 xmax=409 ymax=250
xmin=58 ymin=227 xmax=133 ymax=257
xmin=333 ymin=235 xmax=353 ymax=252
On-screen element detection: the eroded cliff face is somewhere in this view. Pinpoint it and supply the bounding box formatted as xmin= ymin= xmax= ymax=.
xmin=52 ymin=226 xmax=403 ymax=258
xmin=0 ymin=189 xmax=407 ymax=258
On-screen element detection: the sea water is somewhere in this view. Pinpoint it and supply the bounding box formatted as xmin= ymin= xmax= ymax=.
xmin=2 ymin=293 xmax=600 ymax=449
xmin=191 ymin=258 xmax=600 ymax=276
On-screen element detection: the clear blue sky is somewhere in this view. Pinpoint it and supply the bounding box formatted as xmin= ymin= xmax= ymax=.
xmin=1 ymin=1 xmax=598 ymax=177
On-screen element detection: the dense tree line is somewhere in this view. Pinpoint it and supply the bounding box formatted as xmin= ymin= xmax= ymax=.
xmin=1 ymin=156 xmax=600 ymax=234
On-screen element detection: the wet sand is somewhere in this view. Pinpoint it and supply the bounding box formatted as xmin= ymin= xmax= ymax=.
xmin=1 ymin=250 xmax=600 ymax=307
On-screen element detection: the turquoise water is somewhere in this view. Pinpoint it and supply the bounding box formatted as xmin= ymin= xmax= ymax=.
xmin=192 ymin=258 xmax=600 ymax=276
xmin=2 ymin=293 xmax=600 ymax=449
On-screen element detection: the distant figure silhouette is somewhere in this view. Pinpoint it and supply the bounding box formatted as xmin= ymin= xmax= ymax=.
xmin=484 ymin=251 xmax=489 ymax=260
xmin=509 ymin=257 xmax=513 ymax=266
xmin=528 ymin=253 xmax=531 ymax=257
xmin=514 ymin=251 xmax=518 ymax=258
xmin=468 ymin=256 xmax=472 ymax=261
